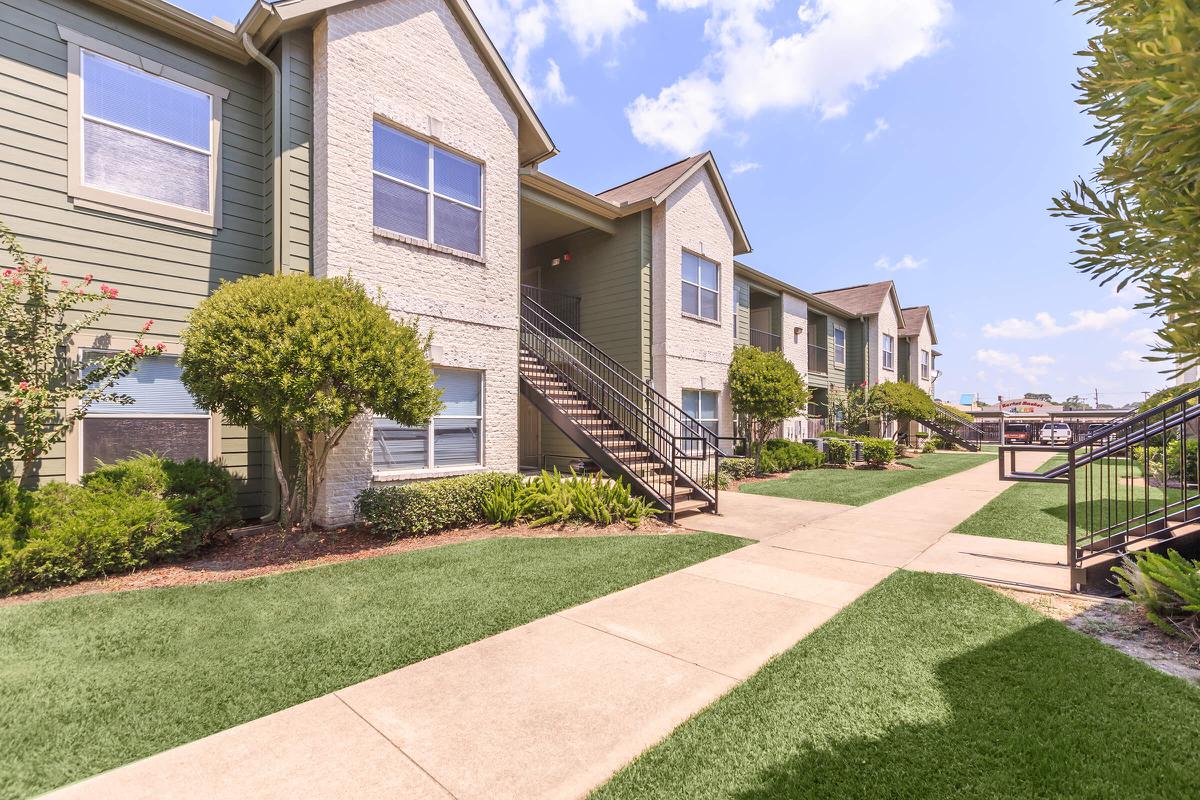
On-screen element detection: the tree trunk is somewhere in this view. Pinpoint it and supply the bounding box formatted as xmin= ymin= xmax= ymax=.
xmin=267 ymin=430 xmax=292 ymax=529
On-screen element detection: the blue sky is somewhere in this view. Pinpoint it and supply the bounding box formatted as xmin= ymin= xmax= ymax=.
xmin=181 ymin=0 xmax=1164 ymax=407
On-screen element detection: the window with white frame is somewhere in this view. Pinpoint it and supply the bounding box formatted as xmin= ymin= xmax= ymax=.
xmin=833 ymin=325 xmax=846 ymax=366
xmin=681 ymin=251 xmax=719 ymax=321
xmin=882 ymin=333 xmax=895 ymax=370
xmin=921 ymin=349 xmax=930 ymax=380
xmin=373 ymin=121 xmax=483 ymax=256
xmin=81 ymin=354 xmax=210 ymax=471
xmin=373 ymin=369 xmax=483 ymax=472
xmin=682 ymin=389 xmax=719 ymax=443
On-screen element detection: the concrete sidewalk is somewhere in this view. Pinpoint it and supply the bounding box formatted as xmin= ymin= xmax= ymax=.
xmin=43 ymin=453 xmax=1045 ymax=800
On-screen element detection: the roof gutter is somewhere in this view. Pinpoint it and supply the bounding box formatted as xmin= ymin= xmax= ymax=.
xmin=242 ymin=33 xmax=285 ymax=276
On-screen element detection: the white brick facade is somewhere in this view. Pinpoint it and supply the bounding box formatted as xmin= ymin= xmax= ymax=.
xmin=311 ymin=0 xmax=521 ymax=525
xmin=652 ymin=168 xmax=738 ymax=436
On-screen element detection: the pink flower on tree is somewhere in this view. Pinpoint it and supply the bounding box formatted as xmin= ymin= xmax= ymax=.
xmin=155 ymin=342 xmax=166 ymax=352
xmin=142 ymin=319 xmax=154 ymax=332
xmin=82 ymin=273 xmax=93 ymax=284
xmin=17 ymin=382 xmax=29 ymax=391
xmin=99 ymin=284 xmax=118 ymax=299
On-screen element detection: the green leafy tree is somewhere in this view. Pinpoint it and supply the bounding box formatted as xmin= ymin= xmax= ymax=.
xmin=728 ymin=346 xmax=810 ymax=470
xmin=180 ymin=274 xmax=441 ymax=531
xmin=867 ymin=381 xmax=936 ymax=440
xmin=1062 ymin=395 xmax=1092 ymax=411
xmin=0 ymin=222 xmax=159 ymax=484
xmin=829 ymin=386 xmax=870 ymax=435
xmin=1051 ymin=0 xmax=1200 ymax=374
xmin=1024 ymin=392 xmax=1053 ymax=402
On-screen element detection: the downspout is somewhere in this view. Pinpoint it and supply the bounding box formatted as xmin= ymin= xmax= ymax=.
xmin=242 ymin=33 xmax=285 ymax=276
xmin=242 ymin=33 xmax=286 ymax=522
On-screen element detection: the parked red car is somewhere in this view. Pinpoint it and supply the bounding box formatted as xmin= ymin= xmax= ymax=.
xmin=1003 ymin=423 xmax=1033 ymax=445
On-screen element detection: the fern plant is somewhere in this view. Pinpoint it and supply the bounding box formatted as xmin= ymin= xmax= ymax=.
xmin=1112 ymin=549 xmax=1200 ymax=644
xmin=480 ymin=469 xmax=661 ymax=529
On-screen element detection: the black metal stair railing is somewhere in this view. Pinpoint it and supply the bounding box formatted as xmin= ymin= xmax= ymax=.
xmin=519 ymin=290 xmax=734 ymax=517
xmin=917 ymin=405 xmax=987 ymax=451
xmin=999 ymin=385 xmax=1200 ymax=589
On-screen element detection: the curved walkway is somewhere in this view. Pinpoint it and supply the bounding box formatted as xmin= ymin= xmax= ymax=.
xmin=42 ymin=452 xmax=1048 ymax=800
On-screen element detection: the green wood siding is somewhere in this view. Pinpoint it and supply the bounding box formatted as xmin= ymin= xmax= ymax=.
xmin=899 ymin=337 xmax=911 ymax=382
xmin=0 ymin=0 xmax=271 ymax=513
xmin=527 ymin=213 xmax=649 ymax=468
xmin=845 ymin=319 xmax=865 ymax=389
xmin=733 ymin=277 xmax=750 ymax=348
xmin=280 ymin=30 xmax=312 ymax=275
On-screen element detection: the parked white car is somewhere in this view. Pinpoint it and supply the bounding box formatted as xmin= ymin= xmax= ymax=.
xmin=1038 ymin=423 xmax=1073 ymax=445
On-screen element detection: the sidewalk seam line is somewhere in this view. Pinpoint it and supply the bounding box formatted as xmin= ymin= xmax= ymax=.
xmin=553 ymin=613 xmax=742 ymax=682
xmin=676 ymin=566 xmax=850 ymax=609
xmin=331 ymin=693 xmax=461 ymax=800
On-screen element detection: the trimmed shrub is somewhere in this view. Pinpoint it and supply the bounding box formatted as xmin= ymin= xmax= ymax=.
xmin=820 ymin=430 xmax=849 ymax=438
xmin=0 ymin=483 xmax=187 ymax=595
xmin=921 ymin=440 xmax=937 ymax=454
xmin=484 ymin=469 xmax=659 ymax=528
xmin=0 ymin=456 xmax=240 ymax=595
xmin=824 ymin=438 xmax=854 ymax=466
xmin=355 ymin=472 xmax=522 ymax=537
xmin=82 ymin=455 xmax=240 ymax=550
xmin=707 ymin=457 xmax=756 ymax=490
xmin=758 ymin=439 xmax=824 ymax=474
xmin=861 ymin=437 xmax=897 ymax=466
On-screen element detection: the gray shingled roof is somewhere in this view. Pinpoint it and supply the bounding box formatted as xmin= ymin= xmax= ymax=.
xmin=596 ymin=153 xmax=708 ymax=206
xmin=899 ymin=305 xmax=929 ymax=338
xmin=811 ymin=281 xmax=896 ymax=318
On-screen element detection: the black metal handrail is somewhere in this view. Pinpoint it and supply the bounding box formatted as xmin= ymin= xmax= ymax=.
xmin=520 ymin=295 xmax=726 ymax=517
xmin=520 ymin=284 xmax=581 ymax=332
xmin=1000 ymin=385 xmax=1200 ymax=589
xmin=750 ymin=328 xmax=781 ymax=352
xmin=520 ymin=287 xmax=730 ymax=458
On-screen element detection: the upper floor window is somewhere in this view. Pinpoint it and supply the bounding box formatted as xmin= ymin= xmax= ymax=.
xmin=373 ymin=121 xmax=483 ymax=256
xmin=882 ymin=333 xmax=895 ymax=370
xmin=682 ymin=252 xmax=719 ymax=321
xmin=921 ymin=349 xmax=930 ymax=379
xmin=60 ymin=27 xmax=229 ymax=229
xmin=833 ymin=325 xmax=846 ymax=366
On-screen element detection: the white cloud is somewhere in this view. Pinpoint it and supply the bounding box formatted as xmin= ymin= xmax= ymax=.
xmin=981 ymin=307 xmax=1135 ymax=339
xmin=1124 ymin=327 xmax=1159 ymax=347
xmin=628 ymin=0 xmax=950 ymax=153
xmin=1108 ymin=350 xmax=1150 ymax=372
xmin=731 ymin=160 xmax=761 ymax=174
xmin=554 ymin=0 xmax=646 ymax=51
xmin=472 ymin=0 xmax=646 ymax=106
xmin=975 ymin=349 xmax=1055 ymax=383
xmin=874 ymin=254 xmax=925 ymax=272
xmin=863 ymin=117 xmax=890 ymax=142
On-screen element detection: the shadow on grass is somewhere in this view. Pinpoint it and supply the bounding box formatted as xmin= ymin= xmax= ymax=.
xmin=735 ymin=619 xmax=1200 ymax=800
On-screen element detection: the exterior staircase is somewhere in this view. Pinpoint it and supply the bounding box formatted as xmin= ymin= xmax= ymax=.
xmin=916 ymin=405 xmax=987 ymax=451
xmin=518 ymin=287 xmax=731 ymax=520
xmin=1000 ymin=385 xmax=1200 ymax=592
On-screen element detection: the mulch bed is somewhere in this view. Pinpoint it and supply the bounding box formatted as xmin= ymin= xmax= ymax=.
xmin=994 ymin=586 xmax=1200 ymax=684
xmin=0 ymin=518 xmax=683 ymax=608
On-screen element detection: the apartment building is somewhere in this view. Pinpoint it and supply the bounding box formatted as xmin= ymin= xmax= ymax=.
xmin=1 ymin=0 xmax=944 ymax=523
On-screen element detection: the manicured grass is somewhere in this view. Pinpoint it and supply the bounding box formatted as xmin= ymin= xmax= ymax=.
xmin=0 ymin=533 xmax=745 ymax=800
xmin=740 ymin=452 xmax=994 ymax=506
xmin=955 ymin=456 xmax=1178 ymax=546
xmin=593 ymin=571 xmax=1200 ymax=800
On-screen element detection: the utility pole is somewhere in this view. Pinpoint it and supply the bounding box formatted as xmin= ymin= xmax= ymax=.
xmin=1094 ymin=388 xmax=1100 ymax=409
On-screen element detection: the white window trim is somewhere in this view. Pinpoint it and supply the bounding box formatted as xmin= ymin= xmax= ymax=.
xmin=682 ymin=388 xmax=720 ymax=437
xmin=372 ymin=118 xmax=485 ymax=258
xmin=372 ymin=367 xmax=485 ymax=476
xmin=920 ymin=349 xmax=930 ymax=380
xmin=882 ymin=333 xmax=895 ymax=371
xmin=833 ymin=324 xmax=847 ymax=366
xmin=66 ymin=339 xmax=221 ymax=482
xmin=59 ymin=26 xmax=228 ymax=232
xmin=681 ymin=250 xmax=721 ymax=323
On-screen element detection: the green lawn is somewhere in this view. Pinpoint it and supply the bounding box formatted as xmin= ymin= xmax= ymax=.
xmin=955 ymin=456 xmax=1178 ymax=546
xmin=740 ymin=452 xmax=994 ymax=506
xmin=593 ymin=571 xmax=1200 ymax=800
xmin=0 ymin=533 xmax=744 ymax=800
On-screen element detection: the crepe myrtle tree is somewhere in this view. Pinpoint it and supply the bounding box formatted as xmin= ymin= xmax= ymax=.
xmin=867 ymin=380 xmax=935 ymax=441
xmin=0 ymin=222 xmax=161 ymax=484
xmin=1051 ymin=0 xmax=1200 ymax=375
xmin=180 ymin=274 xmax=441 ymax=531
xmin=728 ymin=345 xmax=810 ymax=471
